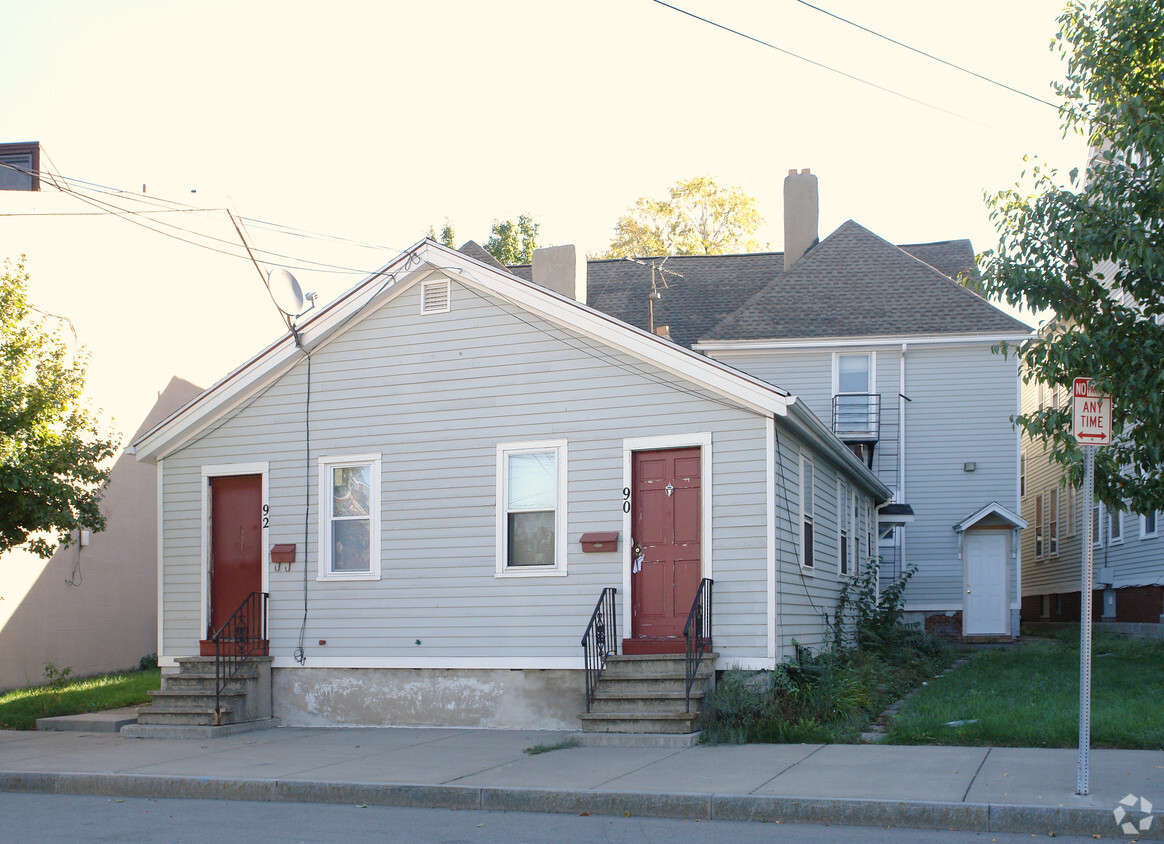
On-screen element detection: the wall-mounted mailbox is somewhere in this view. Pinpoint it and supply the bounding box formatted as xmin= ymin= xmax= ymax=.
xmin=580 ymin=532 xmax=619 ymax=553
xmin=271 ymin=543 xmax=296 ymax=570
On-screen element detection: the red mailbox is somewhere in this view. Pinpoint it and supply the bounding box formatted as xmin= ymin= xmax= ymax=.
xmin=579 ymin=532 xmax=619 ymax=553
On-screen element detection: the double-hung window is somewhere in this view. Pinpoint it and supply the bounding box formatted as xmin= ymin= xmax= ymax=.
xmin=496 ymin=440 xmax=567 ymax=576
xmin=1142 ymin=510 xmax=1159 ymax=539
xmin=834 ymin=353 xmax=874 ymax=439
xmin=838 ymin=480 xmax=849 ymax=576
xmin=1109 ymin=506 xmax=1123 ymax=544
xmin=1048 ymin=487 xmax=1059 ymax=556
xmin=318 ymin=454 xmax=381 ymax=581
xmin=801 ymin=456 xmax=815 ymax=569
xmin=1034 ymin=493 xmax=1044 ymax=558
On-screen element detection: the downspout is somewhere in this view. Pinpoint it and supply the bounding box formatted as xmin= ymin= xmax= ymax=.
xmin=899 ymin=343 xmax=908 ymax=570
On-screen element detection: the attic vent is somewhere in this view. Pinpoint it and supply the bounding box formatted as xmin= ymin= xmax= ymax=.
xmin=420 ymin=279 xmax=451 ymax=314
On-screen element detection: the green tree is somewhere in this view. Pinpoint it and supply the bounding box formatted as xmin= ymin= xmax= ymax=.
xmin=484 ymin=215 xmax=539 ymax=264
xmin=981 ymin=0 xmax=1164 ymax=513
xmin=603 ymin=175 xmax=766 ymax=258
xmin=425 ymin=219 xmax=456 ymax=248
xmin=0 ymin=258 xmax=116 ymax=557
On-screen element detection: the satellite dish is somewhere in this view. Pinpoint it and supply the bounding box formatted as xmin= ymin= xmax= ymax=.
xmin=268 ymin=268 xmax=306 ymax=316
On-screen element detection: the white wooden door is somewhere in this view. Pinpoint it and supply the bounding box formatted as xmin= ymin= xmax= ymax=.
xmin=963 ymin=531 xmax=1008 ymax=635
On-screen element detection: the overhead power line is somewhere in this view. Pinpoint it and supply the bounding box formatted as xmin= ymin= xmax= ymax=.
xmin=650 ymin=0 xmax=997 ymax=125
xmin=793 ymin=0 xmax=1059 ymax=110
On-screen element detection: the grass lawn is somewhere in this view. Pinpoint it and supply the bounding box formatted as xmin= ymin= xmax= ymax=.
xmin=0 ymin=668 xmax=161 ymax=731
xmin=884 ymin=629 xmax=1164 ymax=749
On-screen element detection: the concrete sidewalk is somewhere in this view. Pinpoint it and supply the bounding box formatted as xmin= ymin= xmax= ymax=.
xmin=1 ymin=724 xmax=1161 ymax=838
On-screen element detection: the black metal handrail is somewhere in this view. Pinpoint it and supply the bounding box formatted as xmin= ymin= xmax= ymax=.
xmin=683 ymin=578 xmax=713 ymax=712
xmin=581 ymin=587 xmax=618 ymax=712
xmin=212 ymin=591 xmax=269 ymax=725
xmin=832 ymin=393 xmax=881 ymax=443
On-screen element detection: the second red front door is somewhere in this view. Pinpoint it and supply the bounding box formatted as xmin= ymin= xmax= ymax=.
xmin=631 ymin=447 xmax=702 ymax=645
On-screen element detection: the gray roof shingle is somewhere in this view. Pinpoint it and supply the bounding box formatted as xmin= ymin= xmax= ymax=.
xmin=505 ymin=220 xmax=1029 ymax=347
xmin=702 ymin=221 xmax=1030 ymax=341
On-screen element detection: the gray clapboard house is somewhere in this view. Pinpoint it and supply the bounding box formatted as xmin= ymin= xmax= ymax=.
xmin=512 ymin=171 xmax=1033 ymax=640
xmin=131 ymin=238 xmax=889 ymax=731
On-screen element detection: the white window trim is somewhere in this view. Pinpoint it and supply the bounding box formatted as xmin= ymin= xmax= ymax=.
xmin=317 ymin=453 xmax=382 ymax=581
xmin=1093 ymin=500 xmax=1103 ymax=547
xmin=199 ymin=462 xmax=270 ymax=641
xmin=1066 ymin=482 xmax=1076 ymax=537
xmin=1108 ymin=506 xmax=1124 ymax=545
xmin=831 ymin=351 xmax=876 ymax=396
xmin=1034 ymin=491 xmax=1044 ymax=559
xmin=495 ymin=439 xmax=568 ymax=578
xmin=1019 ymin=452 xmax=1026 ymax=499
xmin=800 ymin=454 xmax=815 ymax=572
xmin=1048 ymin=486 xmax=1059 ymax=558
xmin=1141 ymin=510 xmax=1159 ymax=540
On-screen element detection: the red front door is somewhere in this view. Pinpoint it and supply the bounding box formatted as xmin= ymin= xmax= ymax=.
xmin=628 ymin=447 xmax=702 ymax=653
xmin=207 ymin=474 xmax=262 ymax=640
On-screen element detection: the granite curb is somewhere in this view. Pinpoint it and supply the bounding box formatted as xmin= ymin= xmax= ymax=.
xmin=0 ymin=771 xmax=1145 ymax=838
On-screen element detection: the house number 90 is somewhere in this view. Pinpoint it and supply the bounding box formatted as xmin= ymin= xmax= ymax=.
xmin=622 ymin=487 xmax=631 ymax=513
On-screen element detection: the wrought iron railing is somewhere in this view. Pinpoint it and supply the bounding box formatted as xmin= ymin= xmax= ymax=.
xmin=581 ymin=587 xmax=618 ymax=712
xmin=212 ymin=591 xmax=269 ymax=725
xmin=683 ymin=578 xmax=713 ymax=712
xmin=832 ymin=393 xmax=881 ymax=443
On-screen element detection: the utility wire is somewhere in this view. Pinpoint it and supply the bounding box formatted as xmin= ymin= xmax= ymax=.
xmin=793 ymin=0 xmax=1059 ymax=110
xmin=650 ymin=0 xmax=987 ymax=126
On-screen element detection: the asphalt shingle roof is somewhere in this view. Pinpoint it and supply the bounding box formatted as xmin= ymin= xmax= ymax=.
xmin=499 ymin=220 xmax=1029 ymax=348
xmin=703 ymin=221 xmax=1030 ymax=341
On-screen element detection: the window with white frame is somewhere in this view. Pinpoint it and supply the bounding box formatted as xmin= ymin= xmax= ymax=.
xmin=1093 ymin=499 xmax=1102 ymax=546
xmin=1109 ymin=505 xmax=1123 ymax=544
xmin=496 ymin=440 xmax=567 ymax=576
xmin=318 ymin=454 xmax=381 ymax=580
xmin=834 ymin=353 xmax=874 ymax=439
xmin=1048 ymin=487 xmax=1059 ymax=556
xmin=1066 ymin=482 xmax=1076 ymax=537
xmin=838 ymin=479 xmax=849 ymax=576
xmin=852 ymin=487 xmax=861 ymax=575
xmin=1034 ymin=493 xmax=1044 ymax=557
xmin=1142 ymin=510 xmax=1159 ymax=539
xmin=867 ymin=501 xmax=875 ymax=560
xmin=1020 ymin=453 xmax=1026 ymax=498
xmin=801 ymin=456 xmax=815 ymax=569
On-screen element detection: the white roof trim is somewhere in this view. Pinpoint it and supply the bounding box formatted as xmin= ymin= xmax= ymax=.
xmin=695 ymin=332 xmax=1033 ymax=352
xmin=953 ymin=501 xmax=1028 ymax=532
xmin=132 ymin=240 xmax=887 ymax=495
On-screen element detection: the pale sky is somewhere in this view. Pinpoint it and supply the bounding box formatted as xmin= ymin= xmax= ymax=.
xmin=1 ymin=0 xmax=1086 ymax=446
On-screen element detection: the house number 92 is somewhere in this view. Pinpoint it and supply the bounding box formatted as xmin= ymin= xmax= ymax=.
xmin=262 ymin=503 xmax=270 ymax=529
xmin=622 ymin=487 xmax=631 ymax=513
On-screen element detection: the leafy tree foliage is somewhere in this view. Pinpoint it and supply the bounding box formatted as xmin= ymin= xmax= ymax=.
xmin=0 ymin=258 xmax=116 ymax=557
xmin=603 ymin=175 xmax=765 ymax=258
xmin=484 ymin=215 xmax=539 ymax=265
xmin=425 ymin=219 xmax=456 ymax=248
xmin=981 ymin=0 xmax=1164 ymax=513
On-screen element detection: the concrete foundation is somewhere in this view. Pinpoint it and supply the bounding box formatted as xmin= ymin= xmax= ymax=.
xmin=272 ymin=668 xmax=584 ymax=730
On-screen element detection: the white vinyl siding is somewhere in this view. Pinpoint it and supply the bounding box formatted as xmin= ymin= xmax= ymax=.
xmin=159 ymin=277 xmax=780 ymax=666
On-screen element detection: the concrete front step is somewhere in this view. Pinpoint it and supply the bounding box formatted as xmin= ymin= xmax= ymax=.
xmin=589 ymin=690 xmax=705 ymax=715
xmin=590 ymin=676 xmax=697 ymax=695
xmin=136 ymin=707 xmax=236 ymax=727
xmin=580 ymin=711 xmax=701 ymax=734
xmin=146 ymin=688 xmax=245 ymax=710
xmin=601 ymin=653 xmax=717 ymax=676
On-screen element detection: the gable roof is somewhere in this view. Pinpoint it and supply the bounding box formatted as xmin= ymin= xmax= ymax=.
xmin=701 ymin=221 xmax=1031 ymax=342
xmin=507 ymin=224 xmax=1023 ymax=348
xmin=130 ymin=239 xmax=888 ymax=500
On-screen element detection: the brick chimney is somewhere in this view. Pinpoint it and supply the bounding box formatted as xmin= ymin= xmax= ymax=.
xmin=532 ymin=244 xmax=586 ymax=304
xmin=784 ymin=168 xmax=819 ymax=270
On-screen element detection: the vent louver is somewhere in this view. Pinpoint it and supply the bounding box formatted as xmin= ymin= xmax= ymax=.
xmin=421 ymin=280 xmax=451 ymax=314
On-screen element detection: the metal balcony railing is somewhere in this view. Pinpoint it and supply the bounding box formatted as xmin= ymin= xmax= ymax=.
xmin=832 ymin=393 xmax=881 ymax=443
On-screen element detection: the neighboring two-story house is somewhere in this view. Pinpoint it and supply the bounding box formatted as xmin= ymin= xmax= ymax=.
xmin=512 ymin=171 xmax=1033 ymax=640
xmin=1020 ymin=301 xmax=1164 ymax=628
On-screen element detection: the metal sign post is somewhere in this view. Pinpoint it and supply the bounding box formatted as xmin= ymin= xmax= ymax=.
xmin=1071 ymin=377 xmax=1110 ymax=797
xmin=1077 ymin=443 xmax=1095 ymax=796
